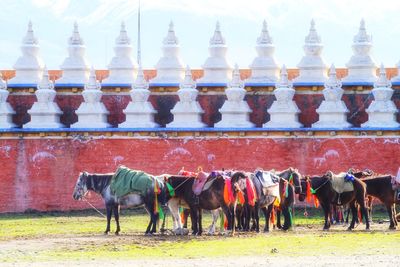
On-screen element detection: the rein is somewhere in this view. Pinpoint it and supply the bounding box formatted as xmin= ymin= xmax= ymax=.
xmin=310 ymin=178 xmax=330 ymax=193
xmin=82 ymin=197 xmax=107 ymax=218
xmin=171 ymin=177 xmax=192 ymax=192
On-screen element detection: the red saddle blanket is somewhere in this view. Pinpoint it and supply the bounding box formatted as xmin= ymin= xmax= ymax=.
xmin=192 ymin=171 xmax=209 ymax=195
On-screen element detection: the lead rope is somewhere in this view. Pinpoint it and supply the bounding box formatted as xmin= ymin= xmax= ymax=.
xmin=82 ymin=197 xmax=107 ymax=218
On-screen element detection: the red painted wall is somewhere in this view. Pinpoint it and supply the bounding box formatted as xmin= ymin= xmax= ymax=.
xmin=0 ymin=137 xmax=399 ymax=213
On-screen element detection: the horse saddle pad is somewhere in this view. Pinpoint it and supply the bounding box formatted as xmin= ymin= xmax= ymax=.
xmin=192 ymin=171 xmax=209 ymax=195
xmin=111 ymin=166 xmax=162 ymax=198
xmin=256 ymin=171 xmax=280 ymax=188
xmin=330 ymin=173 xmax=354 ymax=194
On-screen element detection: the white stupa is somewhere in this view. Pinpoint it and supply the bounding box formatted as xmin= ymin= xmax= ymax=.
xmin=342 ymin=19 xmax=377 ymax=84
xmin=312 ymin=64 xmax=351 ymax=128
xmin=71 ymin=68 xmax=110 ymax=128
xmin=119 ymin=66 xmax=158 ymax=128
xmin=0 ymin=73 xmax=16 ymax=128
xmin=293 ymin=20 xmax=327 ymax=84
xmin=25 ymin=68 xmax=64 ymax=128
xmin=167 ymin=66 xmax=205 ymax=128
xmin=362 ymin=64 xmax=399 ymax=128
xmin=214 ymin=64 xmax=254 ymax=128
xmin=264 ymin=65 xmax=302 ymax=128
xmin=9 ymin=21 xmax=44 ymax=85
xmin=197 ymin=22 xmax=233 ymax=84
xmin=57 ymin=22 xmax=90 ymax=85
xmin=150 ymin=21 xmax=185 ymax=85
xmin=103 ymin=22 xmax=138 ymax=85
xmin=246 ymin=20 xmax=279 ymax=84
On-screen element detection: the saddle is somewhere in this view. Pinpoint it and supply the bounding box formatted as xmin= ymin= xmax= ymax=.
xmin=192 ymin=171 xmax=210 ymax=195
xmin=329 ymin=172 xmax=354 ymax=194
xmin=254 ymin=171 xmax=280 ymax=201
xmin=255 ymin=170 xmax=280 ymax=188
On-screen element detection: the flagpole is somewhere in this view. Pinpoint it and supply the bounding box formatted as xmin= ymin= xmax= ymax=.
xmin=137 ymin=0 xmax=141 ymax=67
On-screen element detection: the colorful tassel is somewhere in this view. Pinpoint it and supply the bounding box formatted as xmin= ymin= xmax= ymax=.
xmin=224 ymin=215 xmax=228 ymax=230
xmin=219 ymin=211 xmax=225 ymax=231
xmin=306 ymin=181 xmax=312 ymax=203
xmin=289 ymin=173 xmax=294 ymax=185
xmin=223 ymin=179 xmax=235 ymax=205
xmin=313 ymin=195 xmax=320 ymax=208
xmin=246 ymin=178 xmax=256 ymax=206
xmin=154 ymin=179 xmax=159 ymax=214
xmin=284 ymin=181 xmax=289 ymax=198
xmin=166 ymin=182 xmax=175 ymax=197
xmin=158 ymin=206 xmax=165 ymax=221
xmin=237 ymin=191 xmax=245 ymax=205
xmin=179 ymin=207 xmax=185 ymax=223
xmin=270 ymin=208 xmax=275 ymax=225
xmin=273 ymin=197 xmax=280 ymax=207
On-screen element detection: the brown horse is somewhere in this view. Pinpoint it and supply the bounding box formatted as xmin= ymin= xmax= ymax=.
xmin=299 ymin=171 xmax=370 ymax=231
xmin=362 ymin=175 xmax=399 ymax=229
xmin=166 ymin=171 xmax=247 ymax=235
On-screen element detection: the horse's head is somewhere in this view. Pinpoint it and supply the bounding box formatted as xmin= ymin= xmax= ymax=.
xmin=230 ymin=171 xmax=247 ymax=192
xmin=72 ymin=172 xmax=89 ymax=200
xmin=298 ymin=176 xmax=310 ymax=202
xmin=287 ymin=167 xmax=303 ymax=194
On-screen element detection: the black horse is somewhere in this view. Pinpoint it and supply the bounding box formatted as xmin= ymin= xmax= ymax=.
xmin=72 ymin=171 xmax=169 ymax=235
xmin=167 ymin=171 xmax=247 ymax=235
xmin=299 ymin=171 xmax=370 ymax=231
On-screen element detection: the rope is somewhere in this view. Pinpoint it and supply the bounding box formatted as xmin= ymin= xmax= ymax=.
xmin=348 ymin=93 xmax=372 ymax=120
xmin=82 ymin=197 xmax=107 ymax=218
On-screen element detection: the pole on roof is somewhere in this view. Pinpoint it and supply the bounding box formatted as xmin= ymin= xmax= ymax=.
xmin=137 ymin=0 xmax=142 ymax=67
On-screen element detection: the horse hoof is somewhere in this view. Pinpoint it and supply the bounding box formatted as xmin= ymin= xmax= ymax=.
xmin=104 ymin=231 xmax=109 ymax=235
xmin=347 ymin=227 xmax=353 ymax=231
xmin=145 ymin=232 xmax=153 ymax=236
xmin=115 ymin=232 xmax=120 ymax=236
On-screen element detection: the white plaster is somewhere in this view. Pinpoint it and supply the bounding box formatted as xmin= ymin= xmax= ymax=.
xmin=0 ymin=73 xmax=16 ymax=128
xmin=150 ymin=21 xmax=185 ymax=84
xmin=215 ymin=64 xmax=254 ymax=128
xmin=9 ymin=21 xmax=44 ymax=85
xmin=103 ymin=22 xmax=138 ymax=84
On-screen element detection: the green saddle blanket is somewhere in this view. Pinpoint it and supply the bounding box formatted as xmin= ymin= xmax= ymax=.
xmin=110 ymin=166 xmax=163 ymax=198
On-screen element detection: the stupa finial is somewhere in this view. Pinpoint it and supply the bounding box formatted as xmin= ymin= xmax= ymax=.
xmin=84 ymin=67 xmax=100 ymax=90
xmin=305 ymin=19 xmax=321 ymax=44
xmin=276 ymin=65 xmax=291 ymax=88
xmin=133 ymin=66 xmax=149 ymax=90
xmin=163 ymin=20 xmax=179 ymax=45
xmin=354 ymin=18 xmax=371 ymax=43
xmin=374 ymin=63 xmax=391 ymax=88
xmin=69 ymin=22 xmax=84 ymax=45
xmin=180 ymin=65 xmax=196 ymax=89
xmin=23 ymin=20 xmax=38 ymax=45
xmin=210 ymin=21 xmax=226 ymax=45
xmin=257 ymin=20 xmax=273 ymax=45
xmin=324 ymin=64 xmax=342 ymax=89
xmin=115 ymin=21 xmax=130 ymax=45
xmin=0 ymin=72 xmax=7 ymax=90
xmin=37 ymin=66 xmax=54 ymax=90
xmin=229 ymin=64 xmax=244 ymax=88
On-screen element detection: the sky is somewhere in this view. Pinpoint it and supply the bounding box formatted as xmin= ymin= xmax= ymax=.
xmin=1 ymin=0 xmax=400 ymax=70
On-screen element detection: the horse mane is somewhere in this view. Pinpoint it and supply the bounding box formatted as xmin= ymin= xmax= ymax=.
xmin=85 ymin=172 xmax=114 ymax=193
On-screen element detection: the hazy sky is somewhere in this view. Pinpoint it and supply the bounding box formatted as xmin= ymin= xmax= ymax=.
xmin=1 ymin=0 xmax=400 ymax=70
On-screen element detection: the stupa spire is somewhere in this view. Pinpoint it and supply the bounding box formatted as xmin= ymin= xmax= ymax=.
xmin=374 ymin=63 xmax=391 ymax=88
xmin=342 ymin=19 xmax=376 ymax=83
xmin=293 ymin=19 xmax=327 ymax=84
xmin=8 ymin=21 xmax=44 ymax=85
xmin=134 ymin=66 xmax=149 ymax=90
xmin=276 ymin=65 xmax=291 ymax=88
xmin=325 ymin=64 xmax=342 ymax=89
xmin=180 ymin=65 xmax=196 ymax=89
xmin=210 ymin=21 xmax=226 ymax=45
xmin=150 ymin=21 xmax=185 ymax=84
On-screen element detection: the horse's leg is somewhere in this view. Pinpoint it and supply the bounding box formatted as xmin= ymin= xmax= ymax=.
xmin=114 ymin=204 xmax=121 ymax=235
xmin=262 ymin=205 xmax=272 ymax=232
xmin=208 ymin=209 xmax=219 ymax=235
xmin=150 ymin=212 xmax=158 ymax=234
xmin=105 ymin=204 xmax=112 ymax=235
xmin=254 ymin=203 xmax=260 ymax=232
xmin=276 ymin=209 xmax=282 ymax=229
xmin=320 ymin=202 xmax=331 ymax=230
xmin=167 ymin=199 xmax=184 ymax=234
xmin=348 ymin=201 xmax=357 ymax=230
xmin=393 ymin=204 xmax=398 ymax=226
xmin=281 ymin=205 xmax=292 ymax=231
xmin=387 ymin=203 xmax=396 ymax=229
xmin=189 ymin=206 xmax=199 ymax=235
xmin=183 ymin=209 xmax=190 ymax=229
xmin=198 ymin=208 xmax=203 ymax=236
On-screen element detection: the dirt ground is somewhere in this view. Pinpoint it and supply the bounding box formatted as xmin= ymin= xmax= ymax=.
xmin=0 ymin=223 xmax=399 ymax=267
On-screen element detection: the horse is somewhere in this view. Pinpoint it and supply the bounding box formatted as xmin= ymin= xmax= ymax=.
xmin=362 ymin=174 xmax=399 ymax=229
xmin=299 ymin=171 xmax=370 ymax=231
xmin=166 ymin=171 xmax=247 ymax=236
xmin=72 ymin=171 xmax=169 ymax=235
xmin=250 ymin=168 xmax=301 ymax=232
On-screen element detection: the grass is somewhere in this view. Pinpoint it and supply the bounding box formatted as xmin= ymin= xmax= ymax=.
xmin=0 ymin=206 xmax=399 ymax=263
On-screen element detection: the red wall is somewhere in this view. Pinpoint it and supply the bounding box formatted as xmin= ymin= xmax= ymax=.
xmin=0 ymin=137 xmax=399 ymax=213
